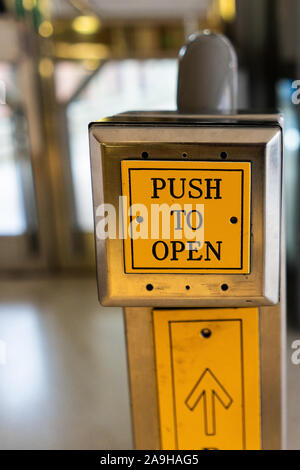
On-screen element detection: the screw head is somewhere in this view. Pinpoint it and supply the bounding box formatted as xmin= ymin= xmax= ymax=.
xmin=201 ymin=328 xmax=212 ymax=338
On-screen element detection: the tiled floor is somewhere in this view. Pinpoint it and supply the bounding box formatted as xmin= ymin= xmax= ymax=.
xmin=0 ymin=277 xmax=299 ymax=450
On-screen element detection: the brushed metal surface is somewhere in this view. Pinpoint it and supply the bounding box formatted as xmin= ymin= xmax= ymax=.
xmin=89 ymin=120 xmax=282 ymax=307
xmin=124 ymin=307 xmax=161 ymax=450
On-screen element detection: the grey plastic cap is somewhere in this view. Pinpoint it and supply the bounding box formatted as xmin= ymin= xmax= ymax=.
xmin=177 ymin=31 xmax=238 ymax=113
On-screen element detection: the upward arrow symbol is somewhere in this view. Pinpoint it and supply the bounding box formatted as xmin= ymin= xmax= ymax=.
xmin=185 ymin=368 xmax=233 ymax=436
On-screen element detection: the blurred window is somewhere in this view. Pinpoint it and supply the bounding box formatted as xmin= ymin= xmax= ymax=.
xmin=277 ymin=79 xmax=299 ymax=266
xmin=0 ymin=63 xmax=27 ymax=235
xmin=65 ymin=59 xmax=177 ymax=232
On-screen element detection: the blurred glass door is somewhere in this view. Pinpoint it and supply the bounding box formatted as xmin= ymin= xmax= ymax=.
xmin=0 ymin=61 xmax=44 ymax=270
xmin=67 ymin=59 xmax=177 ymax=232
xmin=0 ymin=17 xmax=57 ymax=272
xmin=53 ymin=58 xmax=177 ymax=268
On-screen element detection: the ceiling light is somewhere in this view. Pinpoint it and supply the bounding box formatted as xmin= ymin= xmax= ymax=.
xmin=219 ymin=0 xmax=236 ymax=23
xmin=39 ymin=20 xmax=54 ymax=38
xmin=22 ymin=0 xmax=36 ymax=10
xmin=72 ymin=15 xmax=101 ymax=35
xmin=39 ymin=58 xmax=53 ymax=77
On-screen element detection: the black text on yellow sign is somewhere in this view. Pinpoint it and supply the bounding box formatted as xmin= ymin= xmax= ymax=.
xmin=121 ymin=160 xmax=251 ymax=274
xmin=153 ymin=308 xmax=261 ymax=450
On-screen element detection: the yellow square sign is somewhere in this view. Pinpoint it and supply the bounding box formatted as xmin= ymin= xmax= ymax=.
xmin=121 ymin=160 xmax=251 ymax=274
xmin=153 ymin=308 xmax=261 ymax=450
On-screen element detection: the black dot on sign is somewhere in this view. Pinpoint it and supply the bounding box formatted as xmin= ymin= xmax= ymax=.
xmin=185 ymin=285 xmax=190 ymax=290
xmin=221 ymin=283 xmax=229 ymax=291
xmin=146 ymin=284 xmax=153 ymax=291
xmin=230 ymin=216 xmax=238 ymax=224
xmin=141 ymin=151 xmax=148 ymax=159
xmin=201 ymin=328 xmax=212 ymax=339
xmin=220 ymin=152 xmax=227 ymax=159
xmin=182 ymin=152 xmax=188 ymax=158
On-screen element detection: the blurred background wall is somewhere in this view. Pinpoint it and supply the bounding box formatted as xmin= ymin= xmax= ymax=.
xmin=0 ymin=0 xmax=300 ymax=449
xmin=1 ymin=1 xmax=300 ymax=318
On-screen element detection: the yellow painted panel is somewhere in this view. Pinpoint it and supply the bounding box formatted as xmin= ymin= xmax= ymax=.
xmin=153 ymin=308 xmax=261 ymax=450
xmin=121 ymin=160 xmax=251 ymax=274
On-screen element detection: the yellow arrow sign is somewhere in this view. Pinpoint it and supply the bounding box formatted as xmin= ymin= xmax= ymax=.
xmin=153 ymin=308 xmax=261 ymax=450
xmin=185 ymin=368 xmax=233 ymax=436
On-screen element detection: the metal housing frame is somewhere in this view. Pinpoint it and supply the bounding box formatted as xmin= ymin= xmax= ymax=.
xmin=89 ymin=113 xmax=283 ymax=307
